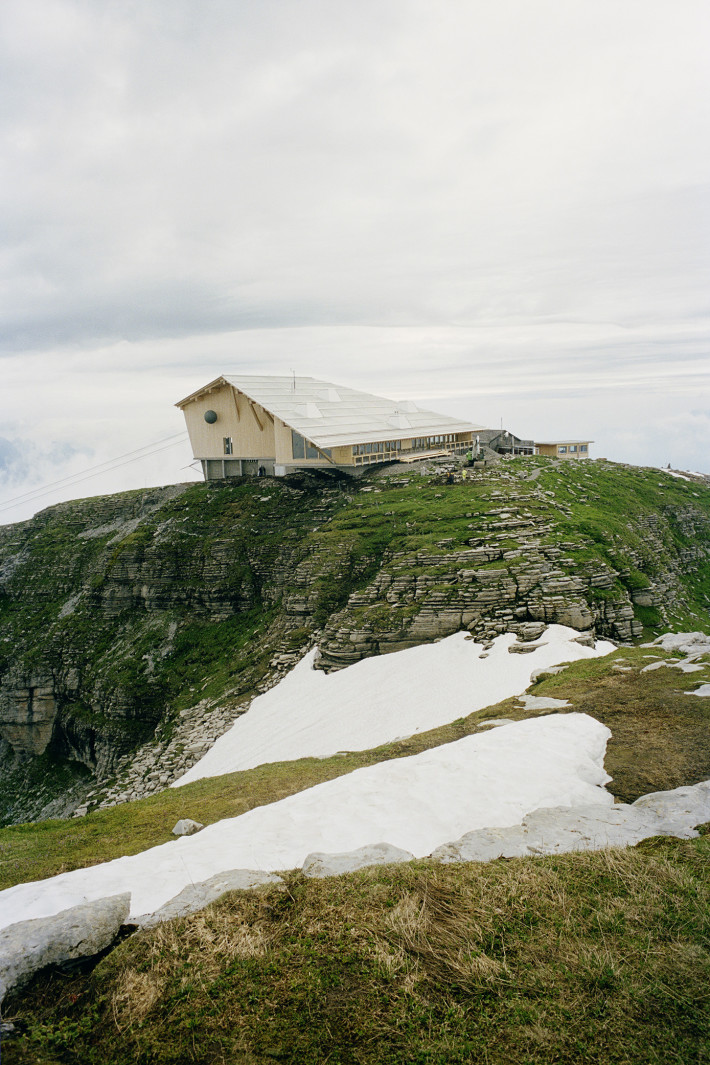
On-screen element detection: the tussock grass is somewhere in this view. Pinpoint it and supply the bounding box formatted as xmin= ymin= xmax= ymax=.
xmin=6 ymin=837 xmax=710 ymax=1064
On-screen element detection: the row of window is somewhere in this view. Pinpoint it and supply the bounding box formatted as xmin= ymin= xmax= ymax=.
xmin=558 ymin=444 xmax=588 ymax=454
xmin=221 ymin=430 xmax=475 ymax=462
xmin=352 ymin=440 xmax=403 ymax=455
xmin=412 ymin=435 xmax=459 ymax=449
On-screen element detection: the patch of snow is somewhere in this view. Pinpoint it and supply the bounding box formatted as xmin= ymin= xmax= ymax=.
xmin=0 ymin=714 xmax=612 ymax=929
xmin=174 ymin=626 xmax=615 ymax=786
xmin=687 ymin=684 xmax=710 ymax=698
xmin=660 ymin=468 xmax=691 ymax=482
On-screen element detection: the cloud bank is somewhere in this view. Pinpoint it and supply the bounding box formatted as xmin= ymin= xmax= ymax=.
xmin=1 ymin=0 xmax=708 ymax=521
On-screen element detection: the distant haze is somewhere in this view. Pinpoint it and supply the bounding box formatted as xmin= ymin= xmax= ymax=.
xmin=1 ymin=0 xmax=708 ymax=523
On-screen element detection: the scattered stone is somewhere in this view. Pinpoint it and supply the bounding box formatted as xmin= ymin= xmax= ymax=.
xmin=645 ymin=632 xmax=710 ymax=656
xmin=571 ymin=632 xmax=596 ymax=648
xmin=0 ymin=893 xmax=130 ymax=1004
xmin=514 ymin=622 xmax=547 ymax=641
xmin=135 ymin=870 xmax=285 ymax=928
xmin=508 ymin=640 xmax=546 ymax=654
xmin=172 ymin=818 xmax=204 ymax=836
xmin=431 ymin=780 xmax=710 ymax=864
xmin=517 ymin=695 xmax=570 ymax=712
xmin=302 ymin=842 xmax=416 ymax=879
xmin=530 ymin=664 xmax=568 ymax=683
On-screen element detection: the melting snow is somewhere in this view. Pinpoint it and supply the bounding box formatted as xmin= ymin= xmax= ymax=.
xmin=174 ymin=626 xmax=614 ymax=786
xmin=0 ymin=713 xmax=612 ymax=929
xmin=2 ymin=628 xmax=706 ymax=934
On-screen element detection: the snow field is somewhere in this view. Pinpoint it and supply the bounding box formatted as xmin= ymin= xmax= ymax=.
xmin=0 ymin=712 xmax=612 ymax=928
xmin=174 ymin=625 xmax=616 ymax=786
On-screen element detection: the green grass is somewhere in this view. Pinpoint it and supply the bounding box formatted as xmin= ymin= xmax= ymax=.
xmin=2 ymin=645 xmax=708 ymax=892
xmin=5 ymin=838 xmax=710 ymax=1064
xmin=2 ymin=457 xmax=710 ymax=825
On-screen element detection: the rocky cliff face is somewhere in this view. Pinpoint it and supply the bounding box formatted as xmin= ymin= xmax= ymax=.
xmin=314 ymin=464 xmax=710 ymax=667
xmin=0 ymin=458 xmax=708 ymax=824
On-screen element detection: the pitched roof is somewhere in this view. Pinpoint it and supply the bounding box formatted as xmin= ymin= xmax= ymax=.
xmin=177 ymin=375 xmax=481 ymax=449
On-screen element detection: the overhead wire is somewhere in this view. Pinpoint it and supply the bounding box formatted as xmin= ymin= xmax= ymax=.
xmin=0 ymin=432 xmax=191 ymax=516
xmin=0 ymin=431 xmax=190 ymax=508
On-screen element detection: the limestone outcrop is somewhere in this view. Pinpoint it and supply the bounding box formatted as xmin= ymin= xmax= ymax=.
xmin=0 ymin=893 xmax=130 ymax=1004
xmin=302 ymin=842 xmax=416 ymax=878
xmin=430 ymin=780 xmax=710 ymax=863
xmin=134 ymin=869 xmax=284 ymax=929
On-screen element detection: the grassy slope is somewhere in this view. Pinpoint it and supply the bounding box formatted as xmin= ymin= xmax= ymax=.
xmin=2 ymin=645 xmax=709 ymax=892
xmin=3 ymin=462 xmax=710 ymax=1062
xmin=1 ymin=459 xmax=709 ymax=825
xmin=5 ymin=838 xmax=710 ymax=1064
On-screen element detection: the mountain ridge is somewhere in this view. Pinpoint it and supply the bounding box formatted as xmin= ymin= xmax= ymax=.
xmin=1 ymin=456 xmax=709 ymax=825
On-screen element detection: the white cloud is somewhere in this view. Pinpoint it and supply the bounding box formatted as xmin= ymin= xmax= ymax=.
xmin=0 ymin=0 xmax=708 ymax=521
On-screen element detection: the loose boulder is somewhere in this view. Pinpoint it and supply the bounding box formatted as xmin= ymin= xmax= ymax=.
xmin=135 ymin=869 xmax=284 ymax=929
xmin=171 ymin=818 xmax=204 ymax=836
xmin=302 ymin=841 xmax=416 ymax=879
xmin=0 ymin=893 xmax=130 ymax=1004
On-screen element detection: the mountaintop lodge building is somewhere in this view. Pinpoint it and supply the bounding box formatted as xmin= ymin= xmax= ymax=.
xmin=176 ymin=375 xmax=483 ymax=479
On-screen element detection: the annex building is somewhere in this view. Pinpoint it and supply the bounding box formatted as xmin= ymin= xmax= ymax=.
xmin=176 ymin=375 xmax=482 ymax=479
xmin=535 ymin=440 xmax=593 ymax=460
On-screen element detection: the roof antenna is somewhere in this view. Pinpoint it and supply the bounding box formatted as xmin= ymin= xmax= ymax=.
xmin=290 ymin=369 xmax=296 ymax=392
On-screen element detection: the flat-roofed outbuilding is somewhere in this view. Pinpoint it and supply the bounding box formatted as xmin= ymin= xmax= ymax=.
xmin=176 ymin=375 xmax=482 ymax=479
xmin=535 ymin=440 xmax=593 ymax=459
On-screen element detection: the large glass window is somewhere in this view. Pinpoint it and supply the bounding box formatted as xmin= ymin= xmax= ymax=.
xmin=292 ymin=431 xmax=305 ymax=459
xmin=292 ymin=430 xmax=331 ymax=460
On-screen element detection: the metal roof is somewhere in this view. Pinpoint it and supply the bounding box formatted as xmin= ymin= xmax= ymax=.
xmin=177 ymin=375 xmax=481 ymax=448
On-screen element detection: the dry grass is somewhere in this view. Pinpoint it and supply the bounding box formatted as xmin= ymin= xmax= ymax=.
xmin=6 ymin=835 xmax=710 ymax=1063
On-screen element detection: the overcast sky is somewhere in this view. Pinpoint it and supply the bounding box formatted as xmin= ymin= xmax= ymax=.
xmin=1 ymin=0 xmax=708 ymax=524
